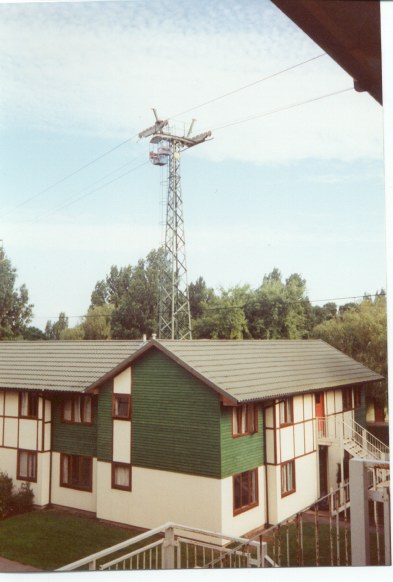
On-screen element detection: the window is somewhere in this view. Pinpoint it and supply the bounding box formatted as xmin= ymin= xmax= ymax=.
xmin=61 ymin=395 xmax=93 ymax=424
xmin=354 ymin=389 xmax=362 ymax=409
xmin=233 ymin=469 xmax=258 ymax=515
xmin=232 ymin=404 xmax=258 ymax=436
xmin=281 ymin=461 xmax=295 ymax=497
xmin=60 ymin=454 xmax=92 ymax=491
xmin=17 ymin=450 xmax=37 ymax=482
xmin=112 ymin=463 xmax=131 ymax=491
xmin=342 ymin=389 xmax=352 ymax=412
xmin=279 ymin=398 xmax=293 ymax=426
xmin=19 ymin=392 xmax=38 ymax=418
xmin=112 ymin=394 xmax=131 ymax=420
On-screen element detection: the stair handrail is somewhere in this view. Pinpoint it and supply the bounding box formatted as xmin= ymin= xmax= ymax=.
xmin=342 ymin=417 xmax=389 ymax=458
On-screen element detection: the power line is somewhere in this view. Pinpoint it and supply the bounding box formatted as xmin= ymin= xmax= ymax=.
xmin=171 ymin=53 xmax=326 ymax=119
xmin=1 ymin=136 xmax=138 ymax=221
xmin=2 ymin=53 xmax=328 ymax=221
xmin=33 ymin=293 xmax=385 ymax=320
xmin=212 ymin=86 xmax=354 ymax=132
xmin=30 ymin=154 xmax=146 ymax=224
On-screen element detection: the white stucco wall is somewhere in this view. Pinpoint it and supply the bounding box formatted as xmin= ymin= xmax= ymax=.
xmin=3 ymin=418 xmax=18 ymax=448
xmin=4 ymin=392 xmax=18 ymax=417
xmin=18 ymin=419 xmax=38 ymax=450
xmin=113 ymin=420 xmax=131 ymax=464
xmin=267 ymin=453 xmax=318 ymax=524
xmin=114 ymin=367 xmax=132 ymax=394
xmin=51 ymin=452 xmax=97 ymax=513
xmin=220 ymin=466 xmax=266 ymax=537
xmin=96 ymin=462 xmax=223 ymax=533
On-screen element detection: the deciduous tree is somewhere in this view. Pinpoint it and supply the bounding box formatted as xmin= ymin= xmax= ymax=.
xmin=0 ymin=247 xmax=33 ymax=339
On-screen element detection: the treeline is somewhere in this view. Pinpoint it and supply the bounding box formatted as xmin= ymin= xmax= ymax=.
xmin=0 ymin=246 xmax=387 ymax=404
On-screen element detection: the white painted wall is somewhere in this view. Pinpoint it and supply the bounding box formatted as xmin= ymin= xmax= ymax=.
xmin=114 ymin=367 xmax=131 ymax=394
xmin=113 ymin=420 xmax=131 ymax=464
xmin=18 ymin=419 xmax=38 ymax=450
xmin=3 ymin=418 xmax=18 ymax=448
xmin=4 ymin=392 xmax=18 ymax=417
xmin=280 ymin=426 xmax=295 ymax=462
xmin=265 ymin=430 xmax=275 ymax=464
xmin=0 ymin=447 xmax=17 ymax=480
xmin=267 ymin=453 xmax=318 ymax=524
xmin=0 ymin=391 xmax=4 ymax=415
xmin=220 ymin=466 xmax=266 ymax=537
xmin=303 ymin=395 xmax=313 ymax=420
xmin=51 ymin=452 xmax=97 ymax=513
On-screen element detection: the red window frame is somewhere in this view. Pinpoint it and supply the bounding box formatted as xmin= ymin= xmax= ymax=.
xmin=112 ymin=394 xmax=132 ymax=420
xmin=60 ymin=453 xmax=93 ymax=492
xmin=281 ymin=460 xmax=296 ymax=497
xmin=279 ymin=398 xmax=293 ymax=426
xmin=111 ymin=462 xmax=132 ymax=491
xmin=61 ymin=395 xmax=93 ymax=425
xmin=19 ymin=392 xmax=38 ymax=419
xmin=232 ymin=404 xmax=258 ymax=437
xmin=233 ymin=469 xmax=259 ymax=515
xmin=17 ymin=450 xmax=37 ymax=482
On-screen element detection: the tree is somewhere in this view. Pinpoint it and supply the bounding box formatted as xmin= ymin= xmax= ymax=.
xmin=312 ymin=293 xmax=388 ymax=406
xmin=45 ymin=312 xmax=68 ymax=340
xmin=82 ymin=304 xmax=114 ymax=339
xmin=189 ymin=277 xmax=216 ymax=320
xmin=245 ymin=269 xmax=311 ymax=339
xmin=89 ymin=248 xmax=167 ymax=339
xmin=22 ymin=326 xmax=46 ymax=340
xmin=193 ymin=286 xmax=251 ymax=339
xmin=0 ymin=247 xmax=33 ymax=339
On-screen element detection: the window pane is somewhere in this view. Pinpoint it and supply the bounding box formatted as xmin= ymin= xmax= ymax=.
xmin=115 ymin=396 xmax=129 ymax=418
xmin=29 ymin=395 xmax=38 ymax=417
xmin=74 ymin=396 xmax=82 ymax=423
xmin=114 ymin=466 xmax=130 ymax=488
xmin=63 ymin=399 xmax=72 ymax=421
xmin=28 ymin=453 xmax=36 ymax=479
xmin=19 ymin=451 xmax=28 ymax=477
xmin=80 ymin=457 xmax=91 ymax=487
xmin=20 ymin=393 xmax=28 ymax=417
xmin=83 ymin=397 xmax=92 ymax=423
xmin=279 ymin=401 xmax=285 ymax=424
xmin=62 ymin=455 xmax=69 ymax=484
xmin=250 ymin=470 xmax=256 ymax=503
xmin=234 ymin=475 xmax=241 ymax=509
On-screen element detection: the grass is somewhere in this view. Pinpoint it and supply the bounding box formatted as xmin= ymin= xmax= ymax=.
xmin=0 ymin=509 xmax=387 ymax=570
xmin=0 ymin=509 xmax=139 ymax=570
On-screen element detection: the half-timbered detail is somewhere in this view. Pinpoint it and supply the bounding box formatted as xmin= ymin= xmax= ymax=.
xmin=0 ymin=338 xmax=386 ymax=540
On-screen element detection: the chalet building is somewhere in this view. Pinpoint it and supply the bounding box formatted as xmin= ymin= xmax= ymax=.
xmin=0 ymin=339 xmax=386 ymax=537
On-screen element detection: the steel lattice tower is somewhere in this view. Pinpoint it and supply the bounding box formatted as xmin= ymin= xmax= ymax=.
xmin=139 ymin=110 xmax=211 ymax=339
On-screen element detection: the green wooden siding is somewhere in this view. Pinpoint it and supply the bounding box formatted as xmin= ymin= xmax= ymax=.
xmin=51 ymin=396 xmax=97 ymax=457
xmin=132 ymin=348 xmax=265 ymax=479
xmin=132 ymin=349 xmax=222 ymax=478
xmin=220 ymin=405 xmax=264 ymax=478
xmin=96 ymin=380 xmax=113 ymax=462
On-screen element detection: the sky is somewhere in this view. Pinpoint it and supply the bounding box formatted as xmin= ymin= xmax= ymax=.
xmin=0 ymin=0 xmax=388 ymax=332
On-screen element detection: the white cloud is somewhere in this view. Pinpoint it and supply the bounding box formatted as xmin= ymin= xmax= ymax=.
xmin=0 ymin=0 xmax=383 ymax=164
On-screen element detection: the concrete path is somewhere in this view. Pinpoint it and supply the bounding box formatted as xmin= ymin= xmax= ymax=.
xmin=0 ymin=556 xmax=40 ymax=572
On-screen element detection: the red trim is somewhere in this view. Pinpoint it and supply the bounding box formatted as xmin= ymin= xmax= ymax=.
xmin=61 ymin=394 xmax=94 ymax=425
xmin=111 ymin=462 xmax=132 ymax=491
xmin=17 ymin=449 xmax=37 ymax=482
xmin=112 ymin=394 xmax=132 ymax=420
xmin=280 ymin=460 xmax=296 ymax=498
xmin=60 ymin=453 xmax=93 ymax=492
xmin=18 ymin=392 xmax=38 ymax=419
xmin=233 ymin=468 xmax=259 ymax=516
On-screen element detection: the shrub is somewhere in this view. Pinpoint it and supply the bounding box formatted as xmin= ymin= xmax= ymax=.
xmin=11 ymin=482 xmax=34 ymax=514
xmin=0 ymin=473 xmax=35 ymax=518
xmin=0 ymin=472 xmax=14 ymax=518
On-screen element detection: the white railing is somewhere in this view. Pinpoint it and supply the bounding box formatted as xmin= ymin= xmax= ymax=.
xmin=316 ymin=416 xmax=389 ymax=460
xmin=56 ymin=522 xmax=264 ymax=571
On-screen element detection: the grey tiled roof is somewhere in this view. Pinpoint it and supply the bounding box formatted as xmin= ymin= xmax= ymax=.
xmin=155 ymin=339 xmax=383 ymax=402
xmin=0 ymin=341 xmax=143 ymax=392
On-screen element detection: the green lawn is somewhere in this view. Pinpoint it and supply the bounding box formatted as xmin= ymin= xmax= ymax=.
xmin=0 ymin=509 xmax=139 ymax=570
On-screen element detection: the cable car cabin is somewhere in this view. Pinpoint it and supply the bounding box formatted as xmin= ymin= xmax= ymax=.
xmin=149 ymin=136 xmax=171 ymax=166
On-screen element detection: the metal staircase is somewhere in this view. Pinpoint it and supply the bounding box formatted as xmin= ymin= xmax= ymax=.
xmin=317 ymin=416 xmax=389 ymax=461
